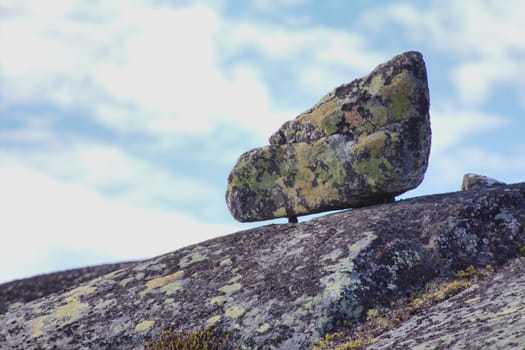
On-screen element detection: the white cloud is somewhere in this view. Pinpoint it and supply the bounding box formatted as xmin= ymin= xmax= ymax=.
xmin=253 ymin=0 xmax=310 ymax=13
xmin=2 ymin=0 xmax=523 ymax=284
xmin=425 ymin=145 xmax=525 ymax=191
xmin=414 ymin=108 xmax=515 ymax=193
xmin=0 ymin=140 xmax=221 ymax=210
xmin=359 ymin=0 xmax=525 ymax=107
xmin=225 ymin=23 xmax=384 ymax=72
xmin=430 ymin=108 xmax=509 ymax=150
xmin=0 ymin=0 xmax=387 ymax=141
xmin=0 ymin=1 xmax=285 ymax=140
xmin=452 ymin=59 xmax=521 ymax=105
xmin=0 ymin=164 xmax=241 ymax=283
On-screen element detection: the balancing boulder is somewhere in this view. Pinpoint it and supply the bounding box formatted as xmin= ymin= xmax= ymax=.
xmin=226 ymin=51 xmax=431 ymax=222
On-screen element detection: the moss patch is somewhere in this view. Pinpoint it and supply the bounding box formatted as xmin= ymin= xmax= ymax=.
xmin=144 ymin=326 xmax=237 ymax=350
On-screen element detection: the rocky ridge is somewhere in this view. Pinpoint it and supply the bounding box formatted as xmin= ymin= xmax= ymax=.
xmin=1 ymin=181 xmax=524 ymax=349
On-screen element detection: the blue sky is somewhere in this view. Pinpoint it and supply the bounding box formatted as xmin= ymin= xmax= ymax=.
xmin=1 ymin=0 xmax=524 ymax=283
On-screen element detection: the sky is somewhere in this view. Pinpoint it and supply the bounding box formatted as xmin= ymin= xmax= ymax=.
xmin=1 ymin=0 xmax=524 ymax=284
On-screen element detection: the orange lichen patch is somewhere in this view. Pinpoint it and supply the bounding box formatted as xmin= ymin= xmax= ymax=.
xmin=345 ymin=109 xmax=364 ymax=128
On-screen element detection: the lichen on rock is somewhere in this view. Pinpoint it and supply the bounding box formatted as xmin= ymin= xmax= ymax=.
xmin=226 ymin=51 xmax=431 ymax=222
xmin=1 ymin=182 xmax=524 ymax=349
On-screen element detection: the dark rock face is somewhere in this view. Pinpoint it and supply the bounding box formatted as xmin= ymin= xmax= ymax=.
xmin=1 ymin=183 xmax=524 ymax=349
xmin=226 ymin=51 xmax=431 ymax=222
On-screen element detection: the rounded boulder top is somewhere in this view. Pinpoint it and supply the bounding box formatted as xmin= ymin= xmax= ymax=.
xmin=226 ymin=51 xmax=431 ymax=222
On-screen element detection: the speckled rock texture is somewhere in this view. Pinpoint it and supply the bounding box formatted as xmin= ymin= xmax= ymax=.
xmin=0 ymin=262 xmax=133 ymax=315
xmin=226 ymin=51 xmax=431 ymax=222
xmin=1 ymin=183 xmax=524 ymax=350
xmin=369 ymin=256 xmax=525 ymax=349
xmin=462 ymin=173 xmax=506 ymax=191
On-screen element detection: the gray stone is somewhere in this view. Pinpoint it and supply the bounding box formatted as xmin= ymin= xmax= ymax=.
xmin=226 ymin=51 xmax=431 ymax=222
xmin=461 ymin=173 xmax=505 ymax=191
xmin=1 ymin=182 xmax=524 ymax=349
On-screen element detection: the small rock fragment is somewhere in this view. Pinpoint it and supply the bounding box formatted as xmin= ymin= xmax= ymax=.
xmin=461 ymin=173 xmax=506 ymax=191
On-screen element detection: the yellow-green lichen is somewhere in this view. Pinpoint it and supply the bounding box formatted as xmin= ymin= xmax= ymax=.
xmin=219 ymin=257 xmax=232 ymax=266
xmin=219 ymin=282 xmax=242 ymax=295
xmin=369 ymin=74 xmax=383 ymax=94
xmin=31 ymin=316 xmax=47 ymax=338
xmin=257 ymin=323 xmax=270 ymax=333
xmin=232 ymin=149 xmax=283 ymax=192
xmin=320 ymin=112 xmax=345 ymax=136
xmin=161 ymin=281 xmax=184 ymax=295
xmin=351 ymin=131 xmax=394 ymax=189
xmin=206 ymin=315 xmax=222 ymax=327
xmin=208 ymin=296 xmax=228 ymax=306
xmin=30 ymin=286 xmax=96 ymax=338
xmin=141 ymin=270 xmax=185 ymax=297
xmin=379 ymin=70 xmax=415 ymax=121
xmin=7 ymin=301 xmax=24 ymax=311
xmin=353 ymin=157 xmax=393 ymax=189
xmin=179 ymin=252 xmax=208 ymax=268
xmin=119 ymin=276 xmax=134 ymax=287
xmin=273 ymin=207 xmax=287 ymax=218
xmin=225 ymin=306 xmax=245 ymax=319
xmin=56 ymin=286 xmax=96 ymax=320
xmin=135 ymin=320 xmax=155 ymax=332
xmin=297 ymin=96 xmax=339 ymax=130
xmin=287 ymin=141 xmax=342 ymax=209
xmin=94 ymin=298 xmax=116 ymax=311
xmin=353 ymin=131 xmax=387 ymax=158
xmin=322 ymin=248 xmax=344 ymax=262
xmin=146 ymin=270 xmax=184 ymax=289
xmin=349 ymin=232 xmax=377 ymax=253
xmin=228 ymin=274 xmax=242 ymax=283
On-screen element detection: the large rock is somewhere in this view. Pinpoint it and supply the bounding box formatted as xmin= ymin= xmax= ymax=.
xmin=226 ymin=51 xmax=431 ymax=222
xmin=1 ymin=182 xmax=524 ymax=349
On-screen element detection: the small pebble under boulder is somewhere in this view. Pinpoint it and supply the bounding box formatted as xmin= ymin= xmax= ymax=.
xmin=226 ymin=51 xmax=431 ymax=222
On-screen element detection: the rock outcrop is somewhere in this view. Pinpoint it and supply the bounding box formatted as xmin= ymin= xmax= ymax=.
xmin=226 ymin=51 xmax=431 ymax=222
xmin=1 ymin=182 xmax=524 ymax=349
xmin=461 ymin=173 xmax=506 ymax=191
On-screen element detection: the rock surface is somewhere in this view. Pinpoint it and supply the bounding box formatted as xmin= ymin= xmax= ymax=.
xmin=0 ymin=262 xmax=132 ymax=315
xmin=1 ymin=183 xmax=524 ymax=349
xmin=226 ymin=51 xmax=431 ymax=222
xmin=369 ymin=256 xmax=525 ymax=349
